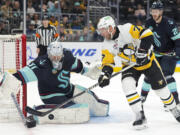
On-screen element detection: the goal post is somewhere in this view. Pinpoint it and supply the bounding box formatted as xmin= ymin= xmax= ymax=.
xmin=0 ymin=34 xmax=27 ymax=121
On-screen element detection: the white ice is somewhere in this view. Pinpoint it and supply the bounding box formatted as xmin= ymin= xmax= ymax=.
xmin=1 ymin=73 xmax=180 ymax=135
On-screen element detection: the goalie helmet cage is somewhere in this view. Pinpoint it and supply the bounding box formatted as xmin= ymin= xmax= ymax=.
xmin=0 ymin=34 xmax=27 ymax=117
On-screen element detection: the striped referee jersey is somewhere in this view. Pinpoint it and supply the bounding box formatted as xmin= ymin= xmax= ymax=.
xmin=35 ymin=24 xmax=59 ymax=47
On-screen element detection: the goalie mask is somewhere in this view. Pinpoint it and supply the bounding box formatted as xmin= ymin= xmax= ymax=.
xmin=47 ymin=42 xmax=64 ymax=70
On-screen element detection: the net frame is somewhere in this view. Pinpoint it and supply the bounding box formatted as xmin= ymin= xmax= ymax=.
xmin=0 ymin=34 xmax=27 ymax=117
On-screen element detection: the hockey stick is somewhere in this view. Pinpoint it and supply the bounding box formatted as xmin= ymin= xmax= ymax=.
xmin=154 ymin=51 xmax=176 ymax=57
xmin=11 ymin=92 xmax=27 ymax=125
xmin=25 ymin=63 xmax=136 ymax=117
xmin=11 ymin=92 xmax=36 ymax=128
xmin=154 ymin=51 xmax=180 ymax=60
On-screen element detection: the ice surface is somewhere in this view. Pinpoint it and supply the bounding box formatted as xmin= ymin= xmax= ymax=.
xmin=1 ymin=73 xmax=180 ymax=135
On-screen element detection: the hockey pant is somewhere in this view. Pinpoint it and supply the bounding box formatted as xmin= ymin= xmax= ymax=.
xmin=142 ymin=56 xmax=179 ymax=104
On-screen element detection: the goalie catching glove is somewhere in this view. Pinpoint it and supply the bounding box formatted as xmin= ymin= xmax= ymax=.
xmin=135 ymin=49 xmax=150 ymax=66
xmin=98 ymin=66 xmax=113 ymax=88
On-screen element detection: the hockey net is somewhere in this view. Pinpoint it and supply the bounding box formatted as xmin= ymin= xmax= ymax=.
xmin=0 ymin=34 xmax=27 ymax=122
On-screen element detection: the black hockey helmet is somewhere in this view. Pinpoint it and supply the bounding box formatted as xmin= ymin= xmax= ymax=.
xmin=42 ymin=15 xmax=49 ymax=20
xmin=151 ymin=1 xmax=163 ymax=9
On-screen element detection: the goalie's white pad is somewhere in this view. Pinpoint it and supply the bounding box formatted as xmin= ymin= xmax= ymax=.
xmin=73 ymin=85 xmax=109 ymax=117
xmin=0 ymin=105 xmax=22 ymax=122
xmin=0 ymin=72 xmax=22 ymax=122
xmin=81 ymin=62 xmax=101 ymax=80
xmin=33 ymin=104 xmax=89 ymax=124
xmin=0 ymin=72 xmax=21 ymax=98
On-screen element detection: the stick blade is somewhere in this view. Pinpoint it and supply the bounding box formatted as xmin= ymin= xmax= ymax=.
xmin=25 ymin=106 xmax=44 ymax=116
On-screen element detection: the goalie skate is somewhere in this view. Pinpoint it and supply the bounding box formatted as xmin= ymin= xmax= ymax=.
xmin=133 ymin=111 xmax=147 ymax=130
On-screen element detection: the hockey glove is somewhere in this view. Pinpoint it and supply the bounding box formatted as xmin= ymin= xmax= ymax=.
xmin=98 ymin=66 xmax=113 ymax=88
xmin=135 ymin=49 xmax=150 ymax=66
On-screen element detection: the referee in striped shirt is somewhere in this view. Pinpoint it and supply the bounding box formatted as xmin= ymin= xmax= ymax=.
xmin=35 ymin=15 xmax=59 ymax=56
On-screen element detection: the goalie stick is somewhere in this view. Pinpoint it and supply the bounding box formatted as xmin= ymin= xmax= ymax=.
xmin=25 ymin=63 xmax=136 ymax=117
xmin=11 ymin=92 xmax=36 ymax=128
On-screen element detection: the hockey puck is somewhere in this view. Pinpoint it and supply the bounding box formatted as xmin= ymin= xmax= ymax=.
xmin=48 ymin=114 xmax=54 ymax=120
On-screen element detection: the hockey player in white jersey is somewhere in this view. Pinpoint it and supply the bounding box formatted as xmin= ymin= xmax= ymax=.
xmin=97 ymin=16 xmax=180 ymax=130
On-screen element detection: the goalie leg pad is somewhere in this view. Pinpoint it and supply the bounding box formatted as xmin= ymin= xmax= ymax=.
xmin=0 ymin=72 xmax=21 ymax=98
xmin=0 ymin=104 xmax=23 ymax=122
xmin=33 ymin=104 xmax=90 ymax=124
xmin=73 ymin=85 xmax=109 ymax=117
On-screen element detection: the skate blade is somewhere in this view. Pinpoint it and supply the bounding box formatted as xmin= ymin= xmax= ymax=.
xmin=176 ymin=104 xmax=180 ymax=110
xmin=134 ymin=123 xmax=148 ymax=130
xmin=164 ymin=109 xmax=169 ymax=112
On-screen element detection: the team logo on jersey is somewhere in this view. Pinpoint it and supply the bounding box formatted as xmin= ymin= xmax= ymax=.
xmin=158 ymin=80 xmax=164 ymax=85
xmin=172 ymin=28 xmax=179 ymax=36
xmin=57 ymin=70 xmax=69 ymax=89
xmin=153 ymin=32 xmax=161 ymax=47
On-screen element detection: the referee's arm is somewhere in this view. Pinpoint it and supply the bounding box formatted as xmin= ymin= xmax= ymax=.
xmin=35 ymin=27 xmax=41 ymax=47
xmin=52 ymin=26 xmax=59 ymax=41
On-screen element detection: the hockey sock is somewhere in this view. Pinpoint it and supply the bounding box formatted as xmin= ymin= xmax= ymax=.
xmin=172 ymin=92 xmax=180 ymax=104
xmin=166 ymin=77 xmax=179 ymax=104
xmin=141 ymin=80 xmax=151 ymax=102
xmin=122 ymin=77 xmax=142 ymax=113
xmin=126 ymin=91 xmax=142 ymax=113
xmin=154 ymin=86 xmax=176 ymax=110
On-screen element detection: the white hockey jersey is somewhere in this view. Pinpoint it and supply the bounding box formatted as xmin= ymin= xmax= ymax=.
xmin=102 ymin=23 xmax=155 ymax=71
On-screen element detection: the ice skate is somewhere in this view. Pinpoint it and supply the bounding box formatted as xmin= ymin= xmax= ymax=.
xmin=133 ymin=111 xmax=147 ymax=130
xmin=170 ymin=106 xmax=180 ymax=123
xmin=163 ymin=105 xmax=169 ymax=112
xmin=141 ymin=95 xmax=147 ymax=104
xmin=176 ymin=103 xmax=180 ymax=110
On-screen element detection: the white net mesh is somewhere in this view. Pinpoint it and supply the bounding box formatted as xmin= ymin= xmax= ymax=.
xmin=0 ymin=34 xmax=26 ymax=122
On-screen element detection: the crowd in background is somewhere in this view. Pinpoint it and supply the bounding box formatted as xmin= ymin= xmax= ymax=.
xmin=0 ymin=0 xmax=180 ymax=41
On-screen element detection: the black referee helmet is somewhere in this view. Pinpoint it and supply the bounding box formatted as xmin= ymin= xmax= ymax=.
xmin=42 ymin=15 xmax=49 ymax=20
